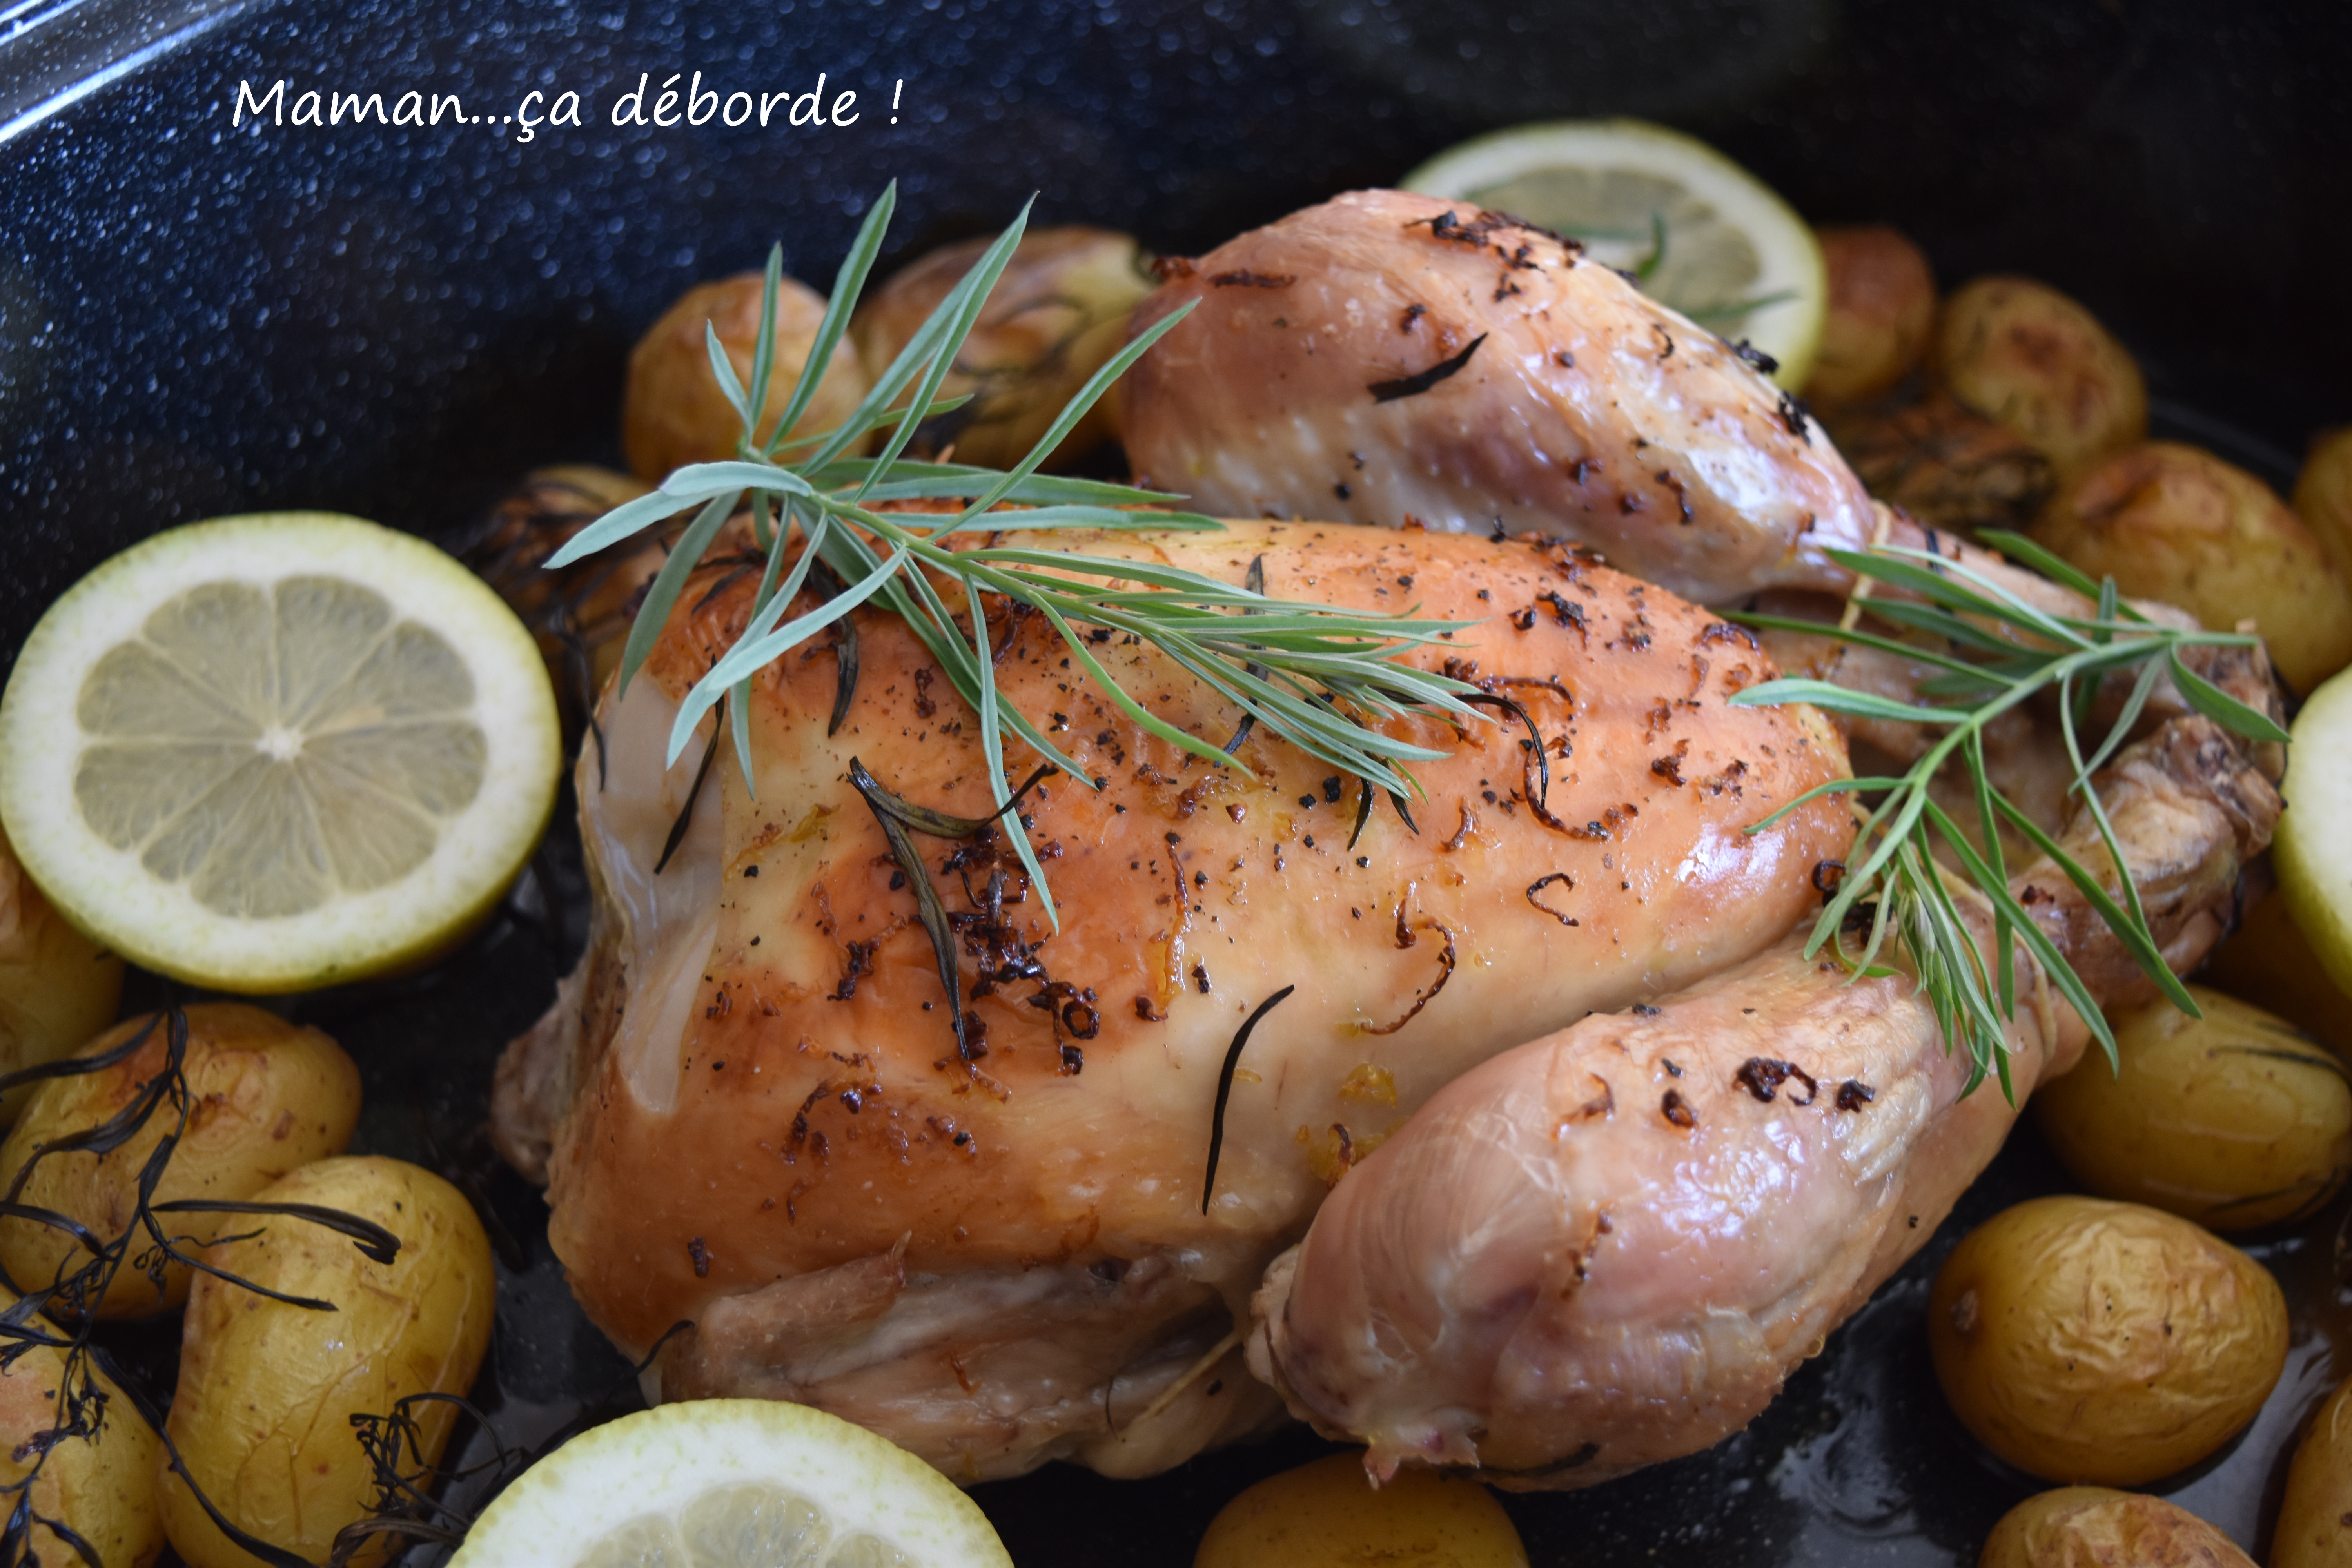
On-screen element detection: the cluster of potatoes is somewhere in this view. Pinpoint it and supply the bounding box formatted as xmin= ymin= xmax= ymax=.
xmin=0 ymin=840 xmax=494 ymax=1568
xmin=1806 ymin=238 xmax=2352 ymax=1568
xmin=1809 ymin=225 xmax=2352 ymax=699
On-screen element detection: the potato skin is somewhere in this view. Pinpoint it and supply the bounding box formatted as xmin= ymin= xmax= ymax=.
xmin=2034 ymin=440 xmax=2352 ymax=693
xmin=0 ymin=1288 xmax=163 ymax=1566
xmin=1978 ymin=1487 xmax=2252 ymax=1567
xmin=1825 ymin=388 xmax=2055 ymax=537
xmin=1927 ymin=1196 xmax=2287 ymax=1485
xmin=2295 ymin=426 xmax=2352 ymax=588
xmin=622 ymin=270 xmax=870 ymax=480
xmin=0 ymin=1004 xmax=359 ymax=1318
xmin=2276 ymin=1376 xmax=2352 ymax=1568
xmin=0 ymin=821 xmax=122 ymax=1126
xmin=851 ymin=227 xmax=1154 ymax=470
xmin=1193 ymin=1450 xmax=1527 ymax=1568
xmin=1938 ymin=276 xmax=2146 ymax=482
xmin=1806 ymin=225 xmax=1936 ymax=407
xmin=160 ymin=1156 xmax=495 ymax=1568
xmin=2200 ymin=892 xmax=2352 ymax=1056
xmin=2033 ymin=984 xmax=2351 ymax=1230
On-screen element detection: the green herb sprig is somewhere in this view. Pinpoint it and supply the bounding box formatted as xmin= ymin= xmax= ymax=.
xmin=1729 ymin=531 xmax=2289 ymax=1097
xmin=548 ymin=183 xmax=1482 ymax=928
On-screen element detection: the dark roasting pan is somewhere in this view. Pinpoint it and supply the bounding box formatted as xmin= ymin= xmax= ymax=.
xmin=2 ymin=1 xmax=2347 ymax=1560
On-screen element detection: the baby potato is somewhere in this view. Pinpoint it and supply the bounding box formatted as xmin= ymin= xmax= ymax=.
xmin=1927 ymin=1196 xmax=2286 ymax=1485
xmin=1938 ymin=276 xmax=2147 ymax=482
xmin=2294 ymin=426 xmax=2352 ymax=587
xmin=2034 ymin=441 xmax=2352 ymax=693
xmin=2033 ymin=984 xmax=2351 ymax=1231
xmin=622 ymin=269 xmax=870 ymax=481
xmin=0 ymin=1004 xmax=359 ymax=1318
xmin=160 ymin=1156 xmax=495 ymax=1568
xmin=2276 ymin=1375 xmax=2352 ymax=1568
xmin=851 ymin=227 xmax=1155 ymax=470
xmin=0 ymin=1287 xmax=163 ymax=1566
xmin=1978 ymin=1487 xmax=2252 ymax=1567
xmin=465 ymin=465 xmax=664 ymax=733
xmin=1826 ymin=389 xmax=2056 ymax=538
xmin=1194 ymin=1450 xmax=1526 ymax=1568
xmin=1806 ymin=225 xmax=1937 ymax=408
xmin=0 ymin=820 xmax=122 ymax=1126
xmin=2199 ymin=891 xmax=2352 ymax=1056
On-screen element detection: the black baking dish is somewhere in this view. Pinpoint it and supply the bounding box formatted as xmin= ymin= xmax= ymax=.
xmin=1 ymin=1 xmax=2348 ymax=1561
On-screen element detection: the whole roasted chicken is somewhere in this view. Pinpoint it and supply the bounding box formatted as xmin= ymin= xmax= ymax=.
xmin=495 ymin=191 xmax=2281 ymax=1489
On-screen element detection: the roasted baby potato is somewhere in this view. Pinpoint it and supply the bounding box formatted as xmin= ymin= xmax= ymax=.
xmin=623 ymin=269 xmax=870 ymax=480
xmin=2033 ymin=984 xmax=2351 ymax=1231
xmin=0 ymin=1004 xmax=359 ymax=1318
xmin=1927 ymin=1196 xmax=2287 ymax=1485
xmin=463 ymin=465 xmax=663 ymax=732
xmin=2033 ymin=441 xmax=2352 ymax=692
xmin=1806 ymin=225 xmax=1936 ymax=407
xmin=1938 ymin=276 xmax=2147 ymax=482
xmin=851 ymin=227 xmax=1154 ymax=470
xmin=2200 ymin=891 xmax=2352 ymax=1056
xmin=0 ymin=821 xmax=122 ymax=1126
xmin=1825 ymin=389 xmax=2056 ymax=537
xmin=0 ymin=1287 xmax=163 ymax=1567
xmin=2276 ymin=1375 xmax=2352 ymax=1568
xmin=1978 ymin=1487 xmax=2252 ymax=1568
xmin=160 ymin=1156 xmax=495 ymax=1568
xmin=2294 ymin=425 xmax=2352 ymax=587
xmin=1193 ymin=1450 xmax=1527 ymax=1568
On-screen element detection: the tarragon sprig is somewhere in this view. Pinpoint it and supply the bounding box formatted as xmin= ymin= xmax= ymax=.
xmin=547 ymin=182 xmax=1483 ymax=929
xmin=1729 ymin=531 xmax=2289 ymax=1097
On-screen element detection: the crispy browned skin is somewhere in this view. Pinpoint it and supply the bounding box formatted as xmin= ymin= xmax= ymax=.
xmin=506 ymin=520 xmax=1851 ymax=1479
xmin=1120 ymin=190 xmax=1877 ymax=604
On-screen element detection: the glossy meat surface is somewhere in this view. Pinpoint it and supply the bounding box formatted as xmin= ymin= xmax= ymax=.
xmin=1120 ymin=190 xmax=1877 ymax=604
xmin=499 ymin=519 xmax=1852 ymax=1479
xmin=1249 ymin=692 xmax=2283 ymax=1485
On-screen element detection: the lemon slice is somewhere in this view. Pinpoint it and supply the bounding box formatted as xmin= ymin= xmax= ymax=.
xmin=0 ymin=512 xmax=559 ymax=993
xmin=449 ymin=1400 xmax=1014 ymax=1568
xmin=1401 ymin=118 xmax=1825 ymax=388
xmin=2278 ymin=666 xmax=2352 ymax=1002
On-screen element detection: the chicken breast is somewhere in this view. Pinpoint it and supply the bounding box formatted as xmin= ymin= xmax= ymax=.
xmin=496 ymin=518 xmax=1853 ymax=1480
xmin=1120 ymin=190 xmax=1876 ymax=604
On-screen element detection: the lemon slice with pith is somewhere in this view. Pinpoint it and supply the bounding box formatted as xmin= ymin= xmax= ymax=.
xmin=1402 ymin=118 xmax=1825 ymax=388
xmin=448 ymin=1400 xmax=1014 ymax=1567
xmin=0 ymin=512 xmax=559 ymax=992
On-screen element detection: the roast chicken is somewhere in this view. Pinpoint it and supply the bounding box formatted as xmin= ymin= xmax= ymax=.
xmin=494 ymin=191 xmax=2283 ymax=1489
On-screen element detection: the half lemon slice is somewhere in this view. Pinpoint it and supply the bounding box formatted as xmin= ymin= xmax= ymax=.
xmin=2278 ymin=665 xmax=2352 ymax=1002
xmin=448 ymin=1400 xmax=1014 ymax=1568
xmin=1401 ymin=118 xmax=1825 ymax=388
xmin=0 ymin=512 xmax=559 ymax=992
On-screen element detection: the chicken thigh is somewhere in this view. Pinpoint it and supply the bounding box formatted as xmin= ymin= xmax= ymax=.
xmin=1250 ymin=702 xmax=2278 ymax=1486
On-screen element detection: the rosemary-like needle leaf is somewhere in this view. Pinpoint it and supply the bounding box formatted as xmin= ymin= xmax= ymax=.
xmin=552 ymin=187 xmax=1485 ymax=944
xmin=1731 ymin=545 xmax=2285 ymax=1094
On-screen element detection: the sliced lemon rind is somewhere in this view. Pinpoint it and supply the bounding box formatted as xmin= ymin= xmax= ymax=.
xmin=449 ymin=1399 xmax=1014 ymax=1568
xmin=2278 ymin=668 xmax=2352 ymax=1000
xmin=0 ymin=513 xmax=559 ymax=992
xmin=1400 ymin=117 xmax=1825 ymax=388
